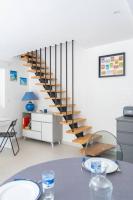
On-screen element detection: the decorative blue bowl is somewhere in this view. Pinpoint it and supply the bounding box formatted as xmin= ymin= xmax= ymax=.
xmin=25 ymin=102 xmax=35 ymax=112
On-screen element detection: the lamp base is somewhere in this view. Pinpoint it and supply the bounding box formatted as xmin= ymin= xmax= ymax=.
xmin=25 ymin=101 xmax=35 ymax=112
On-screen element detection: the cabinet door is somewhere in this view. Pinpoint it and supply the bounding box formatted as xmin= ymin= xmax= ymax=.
xmin=44 ymin=115 xmax=52 ymax=123
xmin=42 ymin=122 xmax=53 ymax=142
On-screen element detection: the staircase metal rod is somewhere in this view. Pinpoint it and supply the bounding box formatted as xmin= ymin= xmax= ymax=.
xmin=66 ymin=41 xmax=68 ymax=120
xmin=55 ymin=44 xmax=57 ymax=100
xmin=72 ymin=40 xmax=74 ymax=131
xmin=27 ymin=52 xmax=29 ymax=63
xmin=45 ymin=47 xmax=46 ymax=87
xmin=40 ymin=48 xmax=42 ymax=79
xmin=50 ymin=46 xmax=52 ymax=96
xmin=60 ymin=43 xmax=62 ymax=113
xmin=36 ymin=50 xmax=38 ymax=73
xmin=31 ymin=51 xmax=34 ymax=72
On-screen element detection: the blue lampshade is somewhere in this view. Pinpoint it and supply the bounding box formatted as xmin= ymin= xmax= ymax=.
xmin=22 ymin=92 xmax=38 ymax=101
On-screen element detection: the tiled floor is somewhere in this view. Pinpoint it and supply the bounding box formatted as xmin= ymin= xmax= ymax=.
xmin=0 ymin=138 xmax=80 ymax=184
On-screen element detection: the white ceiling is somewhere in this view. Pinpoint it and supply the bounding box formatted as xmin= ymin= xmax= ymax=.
xmin=0 ymin=0 xmax=133 ymax=59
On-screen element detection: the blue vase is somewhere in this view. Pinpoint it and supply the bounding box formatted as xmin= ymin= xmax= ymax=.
xmin=25 ymin=102 xmax=35 ymax=112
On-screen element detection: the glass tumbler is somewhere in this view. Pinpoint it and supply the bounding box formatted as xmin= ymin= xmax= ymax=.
xmin=42 ymin=170 xmax=55 ymax=200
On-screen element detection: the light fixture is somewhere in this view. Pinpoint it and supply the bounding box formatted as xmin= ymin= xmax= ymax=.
xmin=22 ymin=92 xmax=38 ymax=112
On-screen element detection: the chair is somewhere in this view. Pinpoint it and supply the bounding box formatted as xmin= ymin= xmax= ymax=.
xmin=0 ymin=119 xmax=19 ymax=156
xmin=84 ymin=130 xmax=123 ymax=161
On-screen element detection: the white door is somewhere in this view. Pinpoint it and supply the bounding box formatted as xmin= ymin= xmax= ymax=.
xmin=42 ymin=122 xmax=53 ymax=142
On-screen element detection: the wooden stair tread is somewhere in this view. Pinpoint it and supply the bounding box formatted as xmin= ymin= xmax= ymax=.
xmin=80 ymin=143 xmax=115 ymax=156
xmin=21 ymin=57 xmax=42 ymax=62
xmin=66 ymin=126 xmax=91 ymax=134
xmin=31 ymin=76 xmax=55 ymax=80
xmin=59 ymin=118 xmax=86 ymax=125
xmin=45 ymin=97 xmax=70 ymax=100
xmin=21 ymin=57 xmax=44 ymax=64
xmin=22 ymin=59 xmax=44 ymax=64
xmin=73 ymin=133 xmax=102 ymax=145
xmin=54 ymin=111 xmax=80 ymax=116
xmin=27 ymin=69 xmax=52 ymax=74
xmin=22 ymin=63 xmax=49 ymax=68
xmin=49 ymin=104 xmax=75 ymax=108
xmin=41 ymin=90 xmax=65 ymax=93
xmin=21 ymin=53 xmax=36 ymax=58
xmin=28 ymin=61 xmax=44 ymax=65
xmin=35 ymin=83 xmax=61 ymax=86
xmin=21 ymin=55 xmax=36 ymax=59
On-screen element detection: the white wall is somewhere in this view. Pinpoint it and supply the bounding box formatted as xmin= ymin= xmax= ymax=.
xmin=29 ymin=39 xmax=133 ymax=145
xmin=0 ymin=59 xmax=28 ymax=135
xmin=76 ymin=39 xmax=133 ymax=136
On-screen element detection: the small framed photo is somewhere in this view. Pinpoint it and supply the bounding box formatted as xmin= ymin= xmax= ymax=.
xmin=99 ymin=52 xmax=125 ymax=78
xmin=10 ymin=70 xmax=17 ymax=81
xmin=20 ymin=77 xmax=27 ymax=86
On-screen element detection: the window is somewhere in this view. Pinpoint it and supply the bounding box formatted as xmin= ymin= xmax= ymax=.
xmin=0 ymin=68 xmax=5 ymax=108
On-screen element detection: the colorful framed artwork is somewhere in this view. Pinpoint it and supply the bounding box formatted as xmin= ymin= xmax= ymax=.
xmin=10 ymin=70 xmax=17 ymax=81
xmin=99 ymin=52 xmax=125 ymax=78
xmin=20 ymin=77 xmax=27 ymax=86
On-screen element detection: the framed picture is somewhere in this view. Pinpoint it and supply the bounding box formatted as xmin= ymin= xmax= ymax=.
xmin=10 ymin=70 xmax=17 ymax=81
xmin=20 ymin=77 xmax=27 ymax=86
xmin=99 ymin=52 xmax=125 ymax=78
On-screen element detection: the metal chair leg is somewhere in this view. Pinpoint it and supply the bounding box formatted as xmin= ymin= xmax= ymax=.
xmin=9 ymin=135 xmax=19 ymax=156
xmin=0 ymin=119 xmax=19 ymax=156
xmin=14 ymin=134 xmax=20 ymax=155
xmin=0 ymin=138 xmax=8 ymax=152
xmin=0 ymin=137 xmax=6 ymax=148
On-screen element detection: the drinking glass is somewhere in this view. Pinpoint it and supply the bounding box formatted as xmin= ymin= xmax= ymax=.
xmin=42 ymin=170 xmax=55 ymax=200
xmin=90 ymin=160 xmax=107 ymax=177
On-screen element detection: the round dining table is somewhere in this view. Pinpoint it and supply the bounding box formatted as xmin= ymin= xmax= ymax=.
xmin=5 ymin=157 xmax=133 ymax=200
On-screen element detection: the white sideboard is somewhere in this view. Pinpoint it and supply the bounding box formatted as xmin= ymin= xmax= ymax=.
xmin=22 ymin=112 xmax=62 ymax=147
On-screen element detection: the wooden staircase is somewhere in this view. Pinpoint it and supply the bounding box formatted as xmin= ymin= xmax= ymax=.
xmin=20 ymin=49 xmax=115 ymax=157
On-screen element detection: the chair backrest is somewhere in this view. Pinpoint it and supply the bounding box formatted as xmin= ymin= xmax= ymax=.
xmin=7 ymin=119 xmax=17 ymax=133
xmin=85 ymin=130 xmax=123 ymax=161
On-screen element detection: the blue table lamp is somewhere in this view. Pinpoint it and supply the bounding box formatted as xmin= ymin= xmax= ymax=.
xmin=22 ymin=92 xmax=38 ymax=112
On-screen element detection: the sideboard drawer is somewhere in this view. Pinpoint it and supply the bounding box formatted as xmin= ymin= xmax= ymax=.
xmin=117 ymin=131 xmax=133 ymax=145
xmin=31 ymin=113 xmax=53 ymax=122
xmin=32 ymin=113 xmax=43 ymax=122
xmin=23 ymin=129 xmax=41 ymax=140
xmin=31 ymin=121 xmax=41 ymax=132
xmin=117 ymin=121 xmax=133 ymax=132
